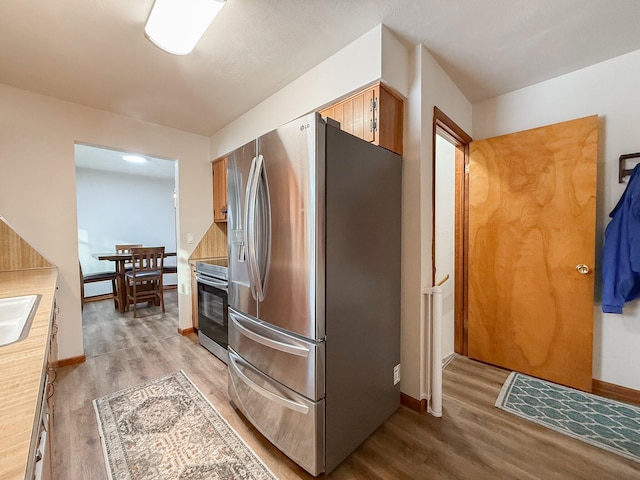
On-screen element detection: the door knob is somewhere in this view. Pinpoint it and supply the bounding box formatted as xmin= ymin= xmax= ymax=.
xmin=576 ymin=264 xmax=590 ymax=275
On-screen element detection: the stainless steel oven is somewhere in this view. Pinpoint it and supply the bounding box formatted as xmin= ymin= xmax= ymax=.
xmin=196 ymin=259 xmax=228 ymax=364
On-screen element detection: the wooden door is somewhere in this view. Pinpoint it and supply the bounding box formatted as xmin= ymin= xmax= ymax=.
xmin=467 ymin=115 xmax=597 ymax=392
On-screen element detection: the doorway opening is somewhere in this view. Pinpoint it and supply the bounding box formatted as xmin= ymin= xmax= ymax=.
xmin=432 ymin=107 xmax=472 ymax=359
xmin=75 ymin=143 xmax=178 ymax=358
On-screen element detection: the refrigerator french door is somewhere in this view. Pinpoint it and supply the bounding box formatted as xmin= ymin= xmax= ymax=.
xmin=228 ymin=117 xmax=322 ymax=339
xmin=227 ymin=140 xmax=257 ymax=320
xmin=227 ymin=112 xmax=401 ymax=476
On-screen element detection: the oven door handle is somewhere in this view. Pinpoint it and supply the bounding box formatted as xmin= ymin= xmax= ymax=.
xmin=196 ymin=275 xmax=228 ymax=290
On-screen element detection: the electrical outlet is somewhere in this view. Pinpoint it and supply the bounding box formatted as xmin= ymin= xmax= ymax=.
xmin=393 ymin=364 xmax=401 ymax=385
xmin=187 ymin=233 xmax=194 ymax=244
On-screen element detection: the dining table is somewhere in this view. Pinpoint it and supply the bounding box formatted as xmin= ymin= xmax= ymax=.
xmin=92 ymin=251 xmax=176 ymax=313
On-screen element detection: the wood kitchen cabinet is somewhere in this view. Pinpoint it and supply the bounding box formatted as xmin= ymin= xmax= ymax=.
xmin=42 ymin=304 xmax=57 ymax=480
xmin=212 ymin=157 xmax=228 ymax=223
xmin=47 ymin=297 xmax=58 ymax=415
xmin=191 ymin=262 xmax=199 ymax=329
xmin=320 ymin=82 xmax=404 ymax=155
xmin=37 ymin=294 xmax=57 ymax=480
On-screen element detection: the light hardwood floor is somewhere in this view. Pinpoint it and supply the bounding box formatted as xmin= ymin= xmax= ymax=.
xmin=52 ymin=295 xmax=640 ymax=479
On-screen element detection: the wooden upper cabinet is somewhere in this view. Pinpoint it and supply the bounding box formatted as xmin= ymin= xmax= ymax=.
xmin=320 ymin=82 xmax=404 ymax=155
xmin=212 ymin=157 xmax=228 ymax=223
xmin=321 ymin=87 xmax=375 ymax=143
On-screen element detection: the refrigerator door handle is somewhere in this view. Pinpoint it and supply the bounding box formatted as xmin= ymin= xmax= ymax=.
xmin=244 ymin=155 xmax=259 ymax=299
xmin=255 ymin=154 xmax=272 ymax=299
xmin=247 ymin=154 xmax=270 ymax=302
xmin=230 ymin=311 xmax=310 ymax=357
xmin=229 ymin=351 xmax=310 ymax=414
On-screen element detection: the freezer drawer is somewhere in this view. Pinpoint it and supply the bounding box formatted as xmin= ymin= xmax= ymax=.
xmin=228 ymin=348 xmax=325 ymax=476
xmin=229 ymin=308 xmax=325 ymax=401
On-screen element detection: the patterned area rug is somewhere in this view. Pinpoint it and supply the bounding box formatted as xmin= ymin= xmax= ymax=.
xmin=94 ymin=371 xmax=278 ymax=480
xmin=496 ymin=372 xmax=640 ymax=463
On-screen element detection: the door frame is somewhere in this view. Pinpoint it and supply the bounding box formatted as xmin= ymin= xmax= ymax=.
xmin=432 ymin=107 xmax=472 ymax=355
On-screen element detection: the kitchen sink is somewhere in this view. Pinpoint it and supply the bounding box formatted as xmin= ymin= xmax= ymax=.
xmin=0 ymin=294 xmax=41 ymax=347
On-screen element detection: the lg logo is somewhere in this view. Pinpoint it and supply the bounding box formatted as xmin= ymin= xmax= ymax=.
xmin=299 ymin=123 xmax=310 ymax=131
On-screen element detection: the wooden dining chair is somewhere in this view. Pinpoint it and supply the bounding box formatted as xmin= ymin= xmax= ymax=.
xmin=115 ymin=244 xmax=142 ymax=271
xmin=79 ymin=262 xmax=120 ymax=310
xmin=124 ymin=247 xmax=165 ymax=318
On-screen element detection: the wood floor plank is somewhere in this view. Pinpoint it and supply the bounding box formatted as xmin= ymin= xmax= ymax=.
xmin=51 ymin=294 xmax=640 ymax=479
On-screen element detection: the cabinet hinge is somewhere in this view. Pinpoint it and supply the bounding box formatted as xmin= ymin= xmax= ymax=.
xmin=370 ymin=97 xmax=377 ymax=112
xmin=370 ymin=118 xmax=378 ymax=132
xmin=464 ymin=164 xmax=470 ymax=174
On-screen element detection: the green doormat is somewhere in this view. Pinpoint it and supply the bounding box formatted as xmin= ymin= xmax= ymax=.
xmin=496 ymin=372 xmax=640 ymax=463
xmin=94 ymin=371 xmax=278 ymax=480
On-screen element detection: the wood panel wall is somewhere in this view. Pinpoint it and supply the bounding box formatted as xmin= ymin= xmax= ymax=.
xmin=189 ymin=222 xmax=228 ymax=260
xmin=0 ymin=218 xmax=52 ymax=271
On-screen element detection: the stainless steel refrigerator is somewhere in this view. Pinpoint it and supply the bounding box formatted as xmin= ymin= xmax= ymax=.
xmin=226 ymin=112 xmax=401 ymax=476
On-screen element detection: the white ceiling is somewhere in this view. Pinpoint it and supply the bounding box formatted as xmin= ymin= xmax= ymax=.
xmin=2 ymin=1 xmax=640 ymax=137
xmin=75 ymin=144 xmax=176 ymax=179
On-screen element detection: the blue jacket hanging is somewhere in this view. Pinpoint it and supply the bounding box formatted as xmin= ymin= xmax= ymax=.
xmin=601 ymin=163 xmax=640 ymax=313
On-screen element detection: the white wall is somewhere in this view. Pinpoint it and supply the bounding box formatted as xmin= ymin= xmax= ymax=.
xmin=210 ymin=25 xmax=385 ymax=159
xmin=399 ymin=46 xmax=424 ymax=401
xmin=0 ymin=84 xmax=211 ymax=360
xmin=381 ymin=26 xmax=410 ymax=98
xmin=473 ymin=48 xmax=640 ymax=391
xmin=76 ymin=166 xmax=177 ymax=296
xmin=404 ymin=45 xmax=472 ymax=401
xmin=435 ymin=135 xmax=456 ymax=359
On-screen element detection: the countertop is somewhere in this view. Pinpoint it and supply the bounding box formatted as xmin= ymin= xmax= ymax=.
xmin=188 ymin=256 xmax=227 ymax=266
xmin=0 ymin=267 xmax=58 ymax=480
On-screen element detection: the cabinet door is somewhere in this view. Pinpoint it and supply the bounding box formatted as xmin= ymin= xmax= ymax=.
xmin=340 ymin=88 xmax=374 ymax=142
xmin=191 ymin=267 xmax=199 ymax=329
xmin=44 ymin=298 xmax=57 ymax=480
xmin=46 ymin=299 xmax=57 ymax=417
xmin=319 ymin=83 xmax=406 ymax=153
xmin=212 ymin=157 xmax=228 ymax=223
xmin=320 ymin=88 xmax=376 ymax=144
xmin=361 ymin=87 xmax=376 ymax=143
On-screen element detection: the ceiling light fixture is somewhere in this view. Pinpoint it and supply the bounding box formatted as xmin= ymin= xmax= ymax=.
xmin=122 ymin=155 xmax=148 ymax=163
xmin=144 ymin=0 xmax=227 ymax=56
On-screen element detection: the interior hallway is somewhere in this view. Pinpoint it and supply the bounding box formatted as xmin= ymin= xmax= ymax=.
xmin=51 ymin=295 xmax=640 ymax=479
